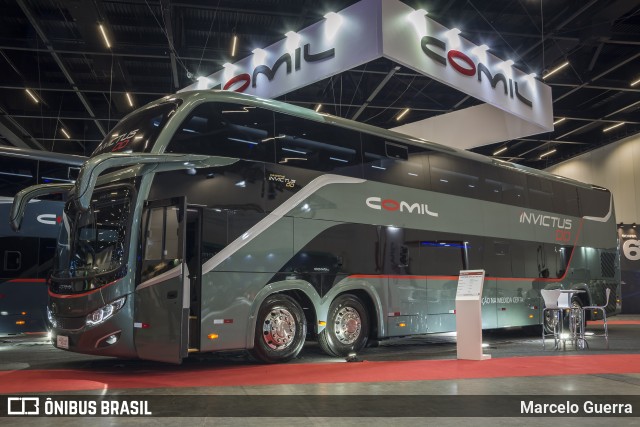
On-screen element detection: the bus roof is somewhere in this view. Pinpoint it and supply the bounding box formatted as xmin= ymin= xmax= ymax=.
xmin=145 ymin=90 xmax=600 ymax=191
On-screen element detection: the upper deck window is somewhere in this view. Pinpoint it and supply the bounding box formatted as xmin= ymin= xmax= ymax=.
xmin=0 ymin=157 xmax=37 ymax=197
xmin=273 ymin=112 xmax=362 ymax=176
xmin=166 ymin=102 xmax=276 ymax=162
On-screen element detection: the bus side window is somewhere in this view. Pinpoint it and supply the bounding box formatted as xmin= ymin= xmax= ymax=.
xmin=578 ymin=187 xmax=611 ymax=218
xmin=1 ymin=238 xmax=39 ymax=278
xmin=552 ymin=181 xmax=580 ymax=217
xmin=527 ymin=176 xmax=554 ymax=213
xmin=0 ymin=157 xmax=37 ymax=197
xmin=166 ymin=102 xmax=276 ymax=163
xmin=37 ymin=238 xmax=57 ymax=279
xmin=273 ymin=113 xmax=362 ymax=177
xmin=483 ymin=240 xmax=512 ymax=277
xmin=4 ymin=251 xmax=21 ymax=271
xmin=39 ymin=161 xmax=76 ymax=185
xmin=479 ymin=164 xmax=503 ymax=203
xmin=361 ymin=134 xmax=428 ymax=189
xmin=499 ymin=168 xmax=528 ymax=208
xmin=429 ymin=154 xmax=481 ymax=198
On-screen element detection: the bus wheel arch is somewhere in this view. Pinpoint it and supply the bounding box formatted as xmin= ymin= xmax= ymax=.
xmin=318 ymin=291 xmax=373 ymax=357
xmin=249 ymin=293 xmax=307 ymax=363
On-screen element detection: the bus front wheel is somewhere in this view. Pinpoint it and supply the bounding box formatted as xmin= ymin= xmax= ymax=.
xmin=250 ymin=294 xmax=306 ymax=363
xmin=319 ymin=294 xmax=369 ymax=357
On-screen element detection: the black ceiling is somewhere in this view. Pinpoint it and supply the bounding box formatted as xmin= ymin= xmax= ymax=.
xmin=0 ymin=0 xmax=639 ymax=169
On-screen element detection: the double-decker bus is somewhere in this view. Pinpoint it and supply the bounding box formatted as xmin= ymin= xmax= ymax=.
xmin=10 ymin=91 xmax=620 ymax=363
xmin=0 ymin=146 xmax=85 ymax=333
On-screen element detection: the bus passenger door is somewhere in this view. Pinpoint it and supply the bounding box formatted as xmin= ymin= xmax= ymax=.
xmin=134 ymin=197 xmax=189 ymax=364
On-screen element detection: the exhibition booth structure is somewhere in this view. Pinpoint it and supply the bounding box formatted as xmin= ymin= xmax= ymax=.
xmin=182 ymin=0 xmax=554 ymax=149
xmin=2 ymin=0 xmax=628 ymax=367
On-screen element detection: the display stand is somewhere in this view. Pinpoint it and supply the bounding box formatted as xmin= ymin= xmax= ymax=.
xmin=455 ymin=270 xmax=491 ymax=360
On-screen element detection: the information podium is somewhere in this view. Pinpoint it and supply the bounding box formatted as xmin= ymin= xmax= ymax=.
xmin=455 ymin=270 xmax=491 ymax=360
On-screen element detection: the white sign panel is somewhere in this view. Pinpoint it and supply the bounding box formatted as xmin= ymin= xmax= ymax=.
xmin=381 ymin=0 xmax=553 ymax=132
xmin=456 ymin=270 xmax=485 ymax=300
xmin=180 ymin=0 xmax=382 ymax=98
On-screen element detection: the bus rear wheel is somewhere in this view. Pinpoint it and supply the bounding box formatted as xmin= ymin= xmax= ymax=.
xmin=319 ymin=294 xmax=369 ymax=357
xmin=250 ymin=294 xmax=306 ymax=363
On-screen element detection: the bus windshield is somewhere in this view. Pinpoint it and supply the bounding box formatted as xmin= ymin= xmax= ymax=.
xmin=52 ymin=186 xmax=132 ymax=284
xmin=91 ymin=101 xmax=180 ymax=155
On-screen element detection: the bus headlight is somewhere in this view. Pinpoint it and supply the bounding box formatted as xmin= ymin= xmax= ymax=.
xmin=47 ymin=306 xmax=58 ymax=328
xmin=86 ymin=296 xmax=126 ymax=327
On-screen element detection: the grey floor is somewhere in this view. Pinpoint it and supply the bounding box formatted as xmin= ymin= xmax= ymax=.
xmin=2 ymin=316 xmax=640 ymax=425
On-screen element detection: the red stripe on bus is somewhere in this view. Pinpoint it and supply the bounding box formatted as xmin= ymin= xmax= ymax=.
xmin=48 ymin=279 xmax=120 ymax=299
xmin=349 ymin=275 xmax=458 ymax=280
xmin=8 ymin=278 xmax=47 ymax=283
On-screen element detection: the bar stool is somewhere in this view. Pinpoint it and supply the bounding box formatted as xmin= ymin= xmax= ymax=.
xmin=581 ymin=288 xmax=611 ymax=349
xmin=541 ymin=289 xmax=562 ymax=349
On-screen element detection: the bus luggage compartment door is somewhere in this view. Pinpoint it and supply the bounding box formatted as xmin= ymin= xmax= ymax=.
xmin=134 ymin=197 xmax=189 ymax=364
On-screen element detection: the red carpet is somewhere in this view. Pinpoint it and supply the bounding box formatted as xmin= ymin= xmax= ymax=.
xmin=2 ymin=354 xmax=640 ymax=393
xmin=587 ymin=320 xmax=640 ymax=325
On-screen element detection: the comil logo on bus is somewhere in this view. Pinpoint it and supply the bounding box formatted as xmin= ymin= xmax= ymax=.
xmin=366 ymin=197 xmax=438 ymax=217
xmin=37 ymin=214 xmax=62 ymax=225
xmin=519 ymin=211 xmax=573 ymax=242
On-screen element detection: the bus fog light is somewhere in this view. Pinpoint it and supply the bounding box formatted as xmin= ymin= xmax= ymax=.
xmin=86 ymin=296 xmax=126 ymax=327
xmin=106 ymin=334 xmax=119 ymax=345
xmin=96 ymin=331 xmax=122 ymax=348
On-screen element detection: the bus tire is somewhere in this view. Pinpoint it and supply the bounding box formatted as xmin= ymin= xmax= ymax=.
xmin=319 ymin=294 xmax=369 ymax=357
xmin=250 ymin=294 xmax=306 ymax=364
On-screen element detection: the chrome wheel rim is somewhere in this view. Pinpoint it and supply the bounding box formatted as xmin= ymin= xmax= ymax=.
xmin=334 ymin=306 xmax=361 ymax=345
xmin=571 ymin=300 xmax=583 ymax=328
xmin=544 ymin=310 xmax=558 ymax=331
xmin=262 ymin=307 xmax=296 ymax=350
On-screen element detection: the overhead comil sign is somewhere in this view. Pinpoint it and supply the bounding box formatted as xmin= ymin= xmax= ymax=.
xmin=180 ymin=0 xmax=382 ymax=99
xmin=181 ymin=0 xmax=553 ymax=146
xmin=382 ymin=0 xmax=552 ymax=128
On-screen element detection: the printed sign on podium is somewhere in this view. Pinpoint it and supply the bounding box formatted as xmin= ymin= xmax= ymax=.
xmin=455 ymin=270 xmax=491 ymax=360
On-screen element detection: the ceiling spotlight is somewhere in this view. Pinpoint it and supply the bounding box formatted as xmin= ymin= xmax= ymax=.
xmin=25 ymin=89 xmax=39 ymax=104
xmin=125 ymin=92 xmax=133 ymax=107
xmin=61 ymin=128 xmax=71 ymax=139
xmin=396 ymin=108 xmax=410 ymax=121
xmin=471 ymin=44 xmax=489 ymax=56
xmin=543 ymin=61 xmax=569 ymax=79
xmin=98 ymin=23 xmax=111 ymax=49
xmin=493 ymin=146 xmax=507 ymax=156
xmin=445 ymin=28 xmax=461 ymax=37
xmin=323 ymin=11 xmax=343 ymax=39
xmin=603 ymin=122 xmax=624 ymax=132
xmin=540 ymin=148 xmax=556 ymax=159
xmin=408 ymin=9 xmax=428 ymax=22
xmin=285 ymin=31 xmax=301 ymax=50
xmin=231 ymin=34 xmax=238 ymax=57
xmin=252 ymin=48 xmax=267 ymax=66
